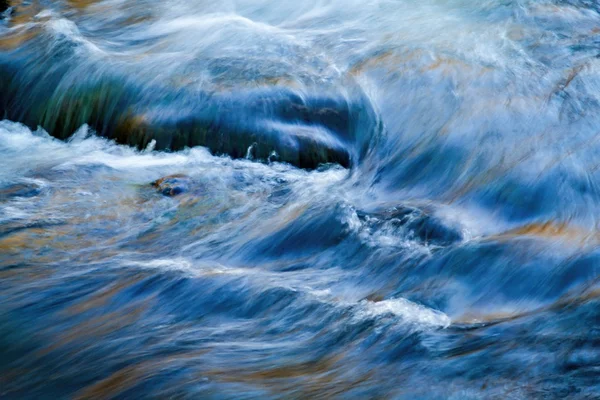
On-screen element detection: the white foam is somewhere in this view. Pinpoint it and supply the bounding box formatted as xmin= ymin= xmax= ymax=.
xmin=124 ymin=257 xmax=251 ymax=278
xmin=356 ymin=298 xmax=451 ymax=329
xmin=46 ymin=18 xmax=104 ymax=55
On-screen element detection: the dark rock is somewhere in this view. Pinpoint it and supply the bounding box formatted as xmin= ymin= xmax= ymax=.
xmin=267 ymin=150 xmax=280 ymax=163
xmin=0 ymin=52 xmax=379 ymax=170
xmin=111 ymin=88 xmax=358 ymax=169
xmin=358 ymin=205 xmax=463 ymax=246
xmin=0 ymin=1 xmax=9 ymax=15
xmin=0 ymin=181 xmax=43 ymax=201
xmin=151 ymin=174 xmax=192 ymax=197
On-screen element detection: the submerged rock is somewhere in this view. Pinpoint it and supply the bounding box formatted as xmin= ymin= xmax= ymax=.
xmin=0 ymin=45 xmax=379 ymax=170
xmin=0 ymin=181 xmax=43 ymax=201
xmin=0 ymin=0 xmax=381 ymax=170
xmin=358 ymin=205 xmax=463 ymax=246
xmin=151 ymin=174 xmax=192 ymax=197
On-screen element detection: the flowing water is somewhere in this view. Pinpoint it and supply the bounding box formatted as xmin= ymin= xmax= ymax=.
xmin=1 ymin=0 xmax=600 ymax=398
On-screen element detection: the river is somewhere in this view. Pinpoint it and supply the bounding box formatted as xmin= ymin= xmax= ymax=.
xmin=1 ymin=1 xmax=599 ymax=398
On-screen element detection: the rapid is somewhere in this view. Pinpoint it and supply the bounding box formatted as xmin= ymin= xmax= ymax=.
xmin=1 ymin=0 xmax=600 ymax=398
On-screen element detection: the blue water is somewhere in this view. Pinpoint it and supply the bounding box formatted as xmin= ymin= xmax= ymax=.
xmin=1 ymin=0 xmax=600 ymax=398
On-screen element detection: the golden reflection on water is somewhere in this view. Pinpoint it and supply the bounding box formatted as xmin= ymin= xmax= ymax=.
xmin=201 ymin=353 xmax=376 ymax=399
xmin=488 ymin=220 xmax=599 ymax=247
xmin=38 ymin=300 xmax=148 ymax=357
xmin=0 ymin=26 xmax=40 ymax=50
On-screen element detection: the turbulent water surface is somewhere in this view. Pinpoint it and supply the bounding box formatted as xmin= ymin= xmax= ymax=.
xmin=1 ymin=0 xmax=600 ymax=398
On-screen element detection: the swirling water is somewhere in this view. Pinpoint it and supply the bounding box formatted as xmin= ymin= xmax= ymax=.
xmin=1 ymin=0 xmax=600 ymax=398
